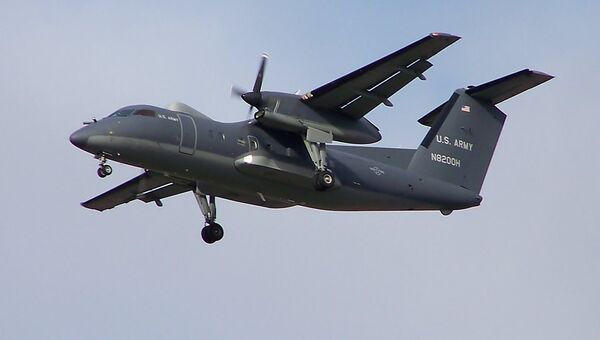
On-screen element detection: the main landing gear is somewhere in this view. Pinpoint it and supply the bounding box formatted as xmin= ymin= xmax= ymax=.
xmin=304 ymin=128 xmax=335 ymax=191
xmin=194 ymin=188 xmax=224 ymax=244
xmin=314 ymin=168 xmax=334 ymax=191
xmin=96 ymin=154 xmax=113 ymax=178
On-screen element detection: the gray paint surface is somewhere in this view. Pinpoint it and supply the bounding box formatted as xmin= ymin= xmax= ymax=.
xmin=1 ymin=1 xmax=599 ymax=340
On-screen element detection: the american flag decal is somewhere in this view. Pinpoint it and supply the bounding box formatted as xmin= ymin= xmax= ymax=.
xmin=461 ymin=105 xmax=471 ymax=112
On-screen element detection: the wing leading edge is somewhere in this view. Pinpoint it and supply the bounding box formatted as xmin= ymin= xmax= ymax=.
xmin=301 ymin=33 xmax=460 ymax=119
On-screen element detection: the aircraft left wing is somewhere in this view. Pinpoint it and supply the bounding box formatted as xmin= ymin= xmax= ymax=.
xmin=82 ymin=171 xmax=193 ymax=211
xmin=301 ymin=33 xmax=460 ymax=119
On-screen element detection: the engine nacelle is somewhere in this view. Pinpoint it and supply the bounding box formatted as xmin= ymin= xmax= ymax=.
xmin=254 ymin=108 xmax=381 ymax=144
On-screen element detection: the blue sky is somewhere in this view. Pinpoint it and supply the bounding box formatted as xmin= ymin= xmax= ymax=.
xmin=1 ymin=1 xmax=599 ymax=339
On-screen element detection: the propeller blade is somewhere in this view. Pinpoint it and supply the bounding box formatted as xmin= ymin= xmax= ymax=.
xmin=246 ymin=106 xmax=254 ymax=120
xmin=231 ymin=53 xmax=270 ymax=120
xmin=252 ymin=53 xmax=269 ymax=93
xmin=230 ymin=85 xmax=247 ymax=98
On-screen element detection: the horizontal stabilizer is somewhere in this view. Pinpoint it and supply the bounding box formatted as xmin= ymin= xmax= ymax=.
xmin=418 ymin=101 xmax=446 ymax=127
xmin=465 ymin=69 xmax=553 ymax=104
xmin=419 ymin=69 xmax=553 ymax=127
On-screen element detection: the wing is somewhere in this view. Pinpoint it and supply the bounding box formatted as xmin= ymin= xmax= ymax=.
xmin=81 ymin=171 xmax=193 ymax=211
xmin=301 ymin=33 xmax=460 ymax=119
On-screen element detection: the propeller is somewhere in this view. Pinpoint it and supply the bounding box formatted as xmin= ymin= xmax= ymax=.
xmin=231 ymin=53 xmax=269 ymax=119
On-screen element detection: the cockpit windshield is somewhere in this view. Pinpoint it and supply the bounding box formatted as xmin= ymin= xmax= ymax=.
xmin=109 ymin=108 xmax=157 ymax=118
xmin=109 ymin=108 xmax=135 ymax=117
xmin=133 ymin=109 xmax=156 ymax=117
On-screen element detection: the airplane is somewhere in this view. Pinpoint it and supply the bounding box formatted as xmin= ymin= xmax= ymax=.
xmin=70 ymin=33 xmax=553 ymax=244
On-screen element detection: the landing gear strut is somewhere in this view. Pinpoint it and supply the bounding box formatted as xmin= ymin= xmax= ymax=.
xmin=304 ymin=128 xmax=335 ymax=191
xmin=96 ymin=154 xmax=112 ymax=178
xmin=194 ymin=187 xmax=224 ymax=244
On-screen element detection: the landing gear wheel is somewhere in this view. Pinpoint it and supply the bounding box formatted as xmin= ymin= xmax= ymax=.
xmin=95 ymin=154 xmax=112 ymax=178
xmin=101 ymin=164 xmax=112 ymax=176
xmin=201 ymin=223 xmax=224 ymax=244
xmin=314 ymin=170 xmax=335 ymax=191
xmin=194 ymin=190 xmax=224 ymax=244
xmin=97 ymin=163 xmax=112 ymax=178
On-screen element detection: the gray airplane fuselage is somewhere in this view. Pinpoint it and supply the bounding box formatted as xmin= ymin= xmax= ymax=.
xmin=69 ymin=33 xmax=552 ymax=245
xmin=70 ymin=104 xmax=481 ymax=212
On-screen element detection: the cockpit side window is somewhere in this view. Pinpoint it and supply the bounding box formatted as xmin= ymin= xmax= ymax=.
xmin=133 ymin=109 xmax=156 ymax=117
xmin=109 ymin=108 xmax=135 ymax=117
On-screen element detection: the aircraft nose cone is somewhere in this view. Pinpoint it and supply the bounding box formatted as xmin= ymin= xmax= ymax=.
xmin=69 ymin=129 xmax=88 ymax=149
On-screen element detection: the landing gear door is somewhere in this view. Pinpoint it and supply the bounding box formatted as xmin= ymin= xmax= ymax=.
xmin=178 ymin=114 xmax=197 ymax=155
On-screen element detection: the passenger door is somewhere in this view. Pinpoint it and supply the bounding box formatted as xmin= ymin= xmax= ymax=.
xmin=178 ymin=115 xmax=197 ymax=155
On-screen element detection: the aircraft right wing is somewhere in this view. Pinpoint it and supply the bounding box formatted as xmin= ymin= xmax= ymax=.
xmin=82 ymin=171 xmax=193 ymax=211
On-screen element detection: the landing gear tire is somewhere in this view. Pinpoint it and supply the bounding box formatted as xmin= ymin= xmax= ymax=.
xmin=101 ymin=164 xmax=112 ymax=176
xmin=194 ymin=190 xmax=224 ymax=244
xmin=314 ymin=170 xmax=335 ymax=191
xmin=97 ymin=164 xmax=112 ymax=178
xmin=201 ymin=223 xmax=224 ymax=244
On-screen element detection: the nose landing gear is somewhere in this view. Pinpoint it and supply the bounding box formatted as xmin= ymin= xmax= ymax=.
xmin=97 ymin=164 xmax=112 ymax=178
xmin=95 ymin=154 xmax=113 ymax=178
xmin=194 ymin=187 xmax=224 ymax=244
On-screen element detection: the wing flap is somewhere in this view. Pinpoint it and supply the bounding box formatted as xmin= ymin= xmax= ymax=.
xmin=81 ymin=172 xmax=179 ymax=211
xmin=341 ymin=59 xmax=433 ymax=118
xmin=302 ymin=33 xmax=460 ymax=118
xmin=137 ymin=183 xmax=193 ymax=203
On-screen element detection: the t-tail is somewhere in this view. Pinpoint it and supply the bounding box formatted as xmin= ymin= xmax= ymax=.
xmin=409 ymin=69 xmax=553 ymax=194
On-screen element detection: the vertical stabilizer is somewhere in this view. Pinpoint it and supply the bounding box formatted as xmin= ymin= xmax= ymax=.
xmin=409 ymin=69 xmax=553 ymax=193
